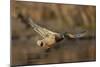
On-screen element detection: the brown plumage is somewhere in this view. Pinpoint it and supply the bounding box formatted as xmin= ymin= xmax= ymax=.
xmin=37 ymin=34 xmax=56 ymax=48
xmin=28 ymin=18 xmax=87 ymax=49
xmin=18 ymin=15 xmax=87 ymax=49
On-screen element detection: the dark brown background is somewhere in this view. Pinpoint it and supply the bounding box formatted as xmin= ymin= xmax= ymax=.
xmin=11 ymin=1 xmax=96 ymax=66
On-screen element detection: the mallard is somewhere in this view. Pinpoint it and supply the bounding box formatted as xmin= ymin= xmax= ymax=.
xmin=28 ymin=18 xmax=87 ymax=49
xmin=18 ymin=14 xmax=87 ymax=49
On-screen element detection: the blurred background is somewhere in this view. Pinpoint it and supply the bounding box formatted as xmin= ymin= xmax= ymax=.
xmin=11 ymin=1 xmax=96 ymax=66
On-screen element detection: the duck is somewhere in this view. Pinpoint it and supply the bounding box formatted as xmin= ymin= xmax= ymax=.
xmin=28 ymin=18 xmax=87 ymax=49
xmin=18 ymin=14 xmax=87 ymax=49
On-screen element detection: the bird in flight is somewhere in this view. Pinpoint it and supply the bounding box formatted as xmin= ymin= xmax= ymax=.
xmin=18 ymin=14 xmax=87 ymax=49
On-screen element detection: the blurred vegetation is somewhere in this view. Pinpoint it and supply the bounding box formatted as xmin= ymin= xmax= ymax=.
xmin=11 ymin=1 xmax=96 ymax=66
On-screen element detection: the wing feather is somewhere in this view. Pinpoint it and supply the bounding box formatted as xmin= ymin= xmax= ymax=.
xmin=28 ymin=18 xmax=57 ymax=38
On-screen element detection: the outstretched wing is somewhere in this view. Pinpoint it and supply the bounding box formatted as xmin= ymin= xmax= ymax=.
xmin=17 ymin=13 xmax=58 ymax=38
xmin=28 ymin=18 xmax=58 ymax=38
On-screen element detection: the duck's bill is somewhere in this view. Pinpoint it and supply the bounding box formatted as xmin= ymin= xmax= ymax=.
xmin=66 ymin=31 xmax=87 ymax=38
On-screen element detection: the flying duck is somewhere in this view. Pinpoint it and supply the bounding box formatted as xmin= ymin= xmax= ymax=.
xmin=18 ymin=14 xmax=87 ymax=49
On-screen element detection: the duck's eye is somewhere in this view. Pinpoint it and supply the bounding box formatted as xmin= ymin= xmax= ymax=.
xmin=76 ymin=34 xmax=81 ymax=37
